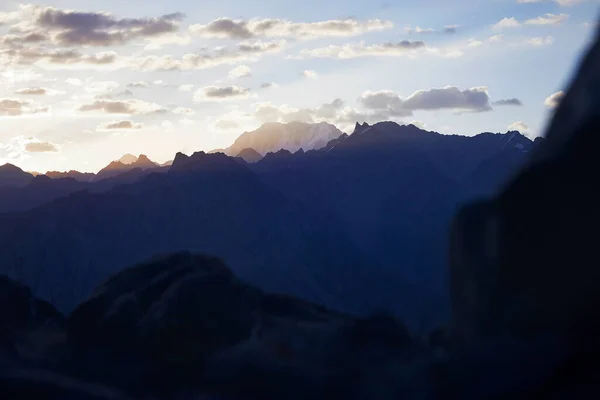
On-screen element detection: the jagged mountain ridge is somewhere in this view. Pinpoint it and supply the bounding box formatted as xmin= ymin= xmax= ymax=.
xmin=0 ymin=151 xmax=405 ymax=318
xmin=0 ymin=122 xmax=535 ymax=329
xmin=224 ymin=121 xmax=344 ymax=156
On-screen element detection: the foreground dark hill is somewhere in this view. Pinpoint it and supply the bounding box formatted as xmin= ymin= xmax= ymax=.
xmin=0 ymin=152 xmax=405 ymax=318
xmin=1 ymin=253 xmax=426 ymax=399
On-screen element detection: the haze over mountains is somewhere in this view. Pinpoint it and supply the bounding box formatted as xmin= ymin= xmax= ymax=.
xmin=0 ymin=121 xmax=537 ymax=328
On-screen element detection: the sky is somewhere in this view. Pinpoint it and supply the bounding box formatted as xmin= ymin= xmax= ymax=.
xmin=0 ymin=0 xmax=598 ymax=172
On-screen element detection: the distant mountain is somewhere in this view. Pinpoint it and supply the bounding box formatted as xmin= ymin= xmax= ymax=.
xmin=224 ymin=122 xmax=343 ymax=156
xmin=96 ymin=154 xmax=158 ymax=181
xmin=118 ymin=153 xmax=138 ymax=165
xmin=46 ymin=170 xmax=96 ymax=182
xmin=0 ymin=163 xmax=34 ymax=188
xmin=0 ymin=122 xmax=534 ymax=329
xmin=0 ymin=151 xmax=404 ymax=319
xmin=235 ymin=147 xmax=263 ymax=163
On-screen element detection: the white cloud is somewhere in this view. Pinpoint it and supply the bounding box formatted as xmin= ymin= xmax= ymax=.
xmin=508 ymin=121 xmax=531 ymax=134
xmin=127 ymin=81 xmax=150 ymax=88
xmin=0 ymin=136 xmax=57 ymax=161
xmin=404 ymin=26 xmax=435 ymax=34
xmin=294 ymin=40 xmax=426 ymax=59
xmin=98 ymin=120 xmax=144 ymax=130
xmin=492 ymin=17 xmax=521 ymax=30
xmin=133 ymin=40 xmax=285 ymax=71
xmin=172 ymin=107 xmax=196 ymax=115
xmin=143 ymin=33 xmax=191 ymax=51
xmin=84 ymin=81 xmax=120 ymax=96
xmin=178 ymin=84 xmax=194 ymax=92
xmin=78 ymin=99 xmax=167 ymax=114
xmin=525 ymin=13 xmax=569 ymax=25
xmin=544 ymin=91 xmax=565 ymax=108
xmin=229 ymin=65 xmax=252 ymax=79
xmin=303 ymin=70 xmax=318 ymax=79
xmin=489 ymin=34 xmax=504 ymax=42
xmin=189 ymin=17 xmax=393 ymax=40
xmin=0 ymin=98 xmax=50 ymax=116
xmin=467 ymin=39 xmax=484 ymax=47
xmin=526 ymin=36 xmax=554 ymax=46
xmin=65 ymin=78 xmax=83 ymax=86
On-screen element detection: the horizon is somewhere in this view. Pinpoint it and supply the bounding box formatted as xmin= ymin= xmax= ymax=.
xmin=0 ymin=120 xmax=534 ymax=175
xmin=1 ymin=1 xmax=598 ymax=172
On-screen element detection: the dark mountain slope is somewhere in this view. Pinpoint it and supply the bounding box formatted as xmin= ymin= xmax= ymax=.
xmin=250 ymin=122 xmax=533 ymax=326
xmin=0 ymin=152 xmax=407 ymax=320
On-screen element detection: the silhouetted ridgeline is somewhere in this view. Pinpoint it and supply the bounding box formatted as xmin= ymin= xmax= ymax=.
xmin=0 ymin=123 xmax=535 ymax=329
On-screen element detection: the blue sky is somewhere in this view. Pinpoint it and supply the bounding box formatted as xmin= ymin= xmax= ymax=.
xmin=0 ymin=0 xmax=598 ymax=172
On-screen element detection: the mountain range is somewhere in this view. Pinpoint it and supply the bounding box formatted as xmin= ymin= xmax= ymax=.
xmin=0 ymin=121 xmax=537 ymax=329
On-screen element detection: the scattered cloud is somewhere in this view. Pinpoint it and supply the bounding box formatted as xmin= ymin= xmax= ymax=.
xmin=178 ymin=84 xmax=194 ymax=92
xmin=526 ymin=36 xmax=554 ymax=46
xmin=525 ymin=13 xmax=569 ymax=25
xmin=189 ymin=17 xmax=392 ymax=40
xmin=489 ymin=34 xmax=504 ymax=42
xmin=294 ymin=40 xmax=426 ymax=59
xmin=100 ymin=120 xmax=144 ymax=130
xmin=360 ymin=86 xmax=492 ymax=115
xmin=172 ymin=107 xmax=195 ymax=115
xmin=0 ymin=99 xmax=49 ymax=116
xmin=65 ymin=78 xmax=83 ymax=86
xmin=127 ymin=81 xmax=150 ymax=88
xmin=25 ymin=141 xmax=58 ymax=152
xmin=492 ymin=13 xmax=568 ymax=30
xmin=544 ymin=90 xmax=565 ymax=108
xmin=303 ymin=69 xmax=318 ymax=79
xmin=404 ymin=26 xmax=435 ymax=34
xmin=15 ymin=87 xmax=47 ymax=95
xmin=492 ymin=17 xmax=521 ymax=30
xmin=193 ymin=85 xmax=250 ymax=102
xmin=404 ymin=25 xmax=458 ymax=35
xmin=508 ymin=121 xmax=530 ymax=134
xmin=229 ymin=65 xmax=252 ymax=79
xmin=493 ymin=98 xmax=523 ymax=106
xmin=16 ymin=5 xmax=185 ymax=47
xmin=360 ymin=86 xmax=493 ymax=114
xmin=260 ymin=82 xmax=277 ymax=89
xmin=467 ymin=39 xmax=484 ymax=47
xmin=133 ymin=40 xmax=285 ymax=71
xmin=78 ymin=99 xmax=167 ymax=114
xmin=1 ymin=48 xmax=120 ymax=69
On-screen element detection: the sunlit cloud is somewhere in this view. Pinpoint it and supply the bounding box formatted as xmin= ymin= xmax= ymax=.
xmin=544 ymin=91 xmax=565 ymax=108
xmin=229 ymin=64 xmax=252 ymax=79
xmin=98 ymin=120 xmax=144 ymax=130
xmin=78 ymin=99 xmax=168 ymax=114
xmin=189 ymin=17 xmax=392 ymax=40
